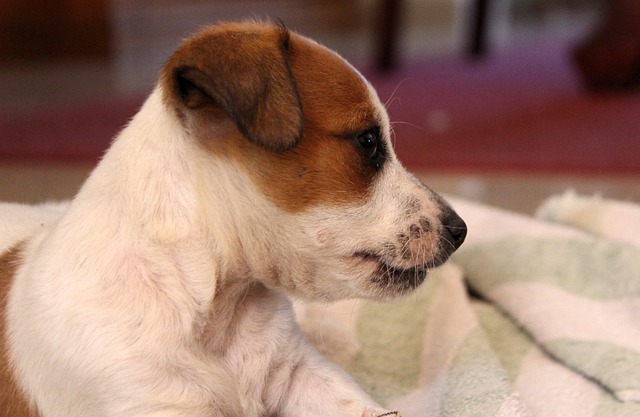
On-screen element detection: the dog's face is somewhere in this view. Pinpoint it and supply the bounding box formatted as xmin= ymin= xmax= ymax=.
xmin=161 ymin=21 xmax=466 ymax=302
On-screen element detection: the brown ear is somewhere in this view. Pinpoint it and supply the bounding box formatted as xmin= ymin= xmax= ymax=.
xmin=162 ymin=23 xmax=303 ymax=152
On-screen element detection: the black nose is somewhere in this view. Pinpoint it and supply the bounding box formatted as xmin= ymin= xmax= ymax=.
xmin=441 ymin=209 xmax=467 ymax=252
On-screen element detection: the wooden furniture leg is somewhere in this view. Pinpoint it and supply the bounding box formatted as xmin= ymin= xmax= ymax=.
xmin=376 ymin=0 xmax=402 ymax=71
xmin=469 ymin=0 xmax=490 ymax=58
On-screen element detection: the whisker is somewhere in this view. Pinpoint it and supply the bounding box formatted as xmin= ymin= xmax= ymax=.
xmin=385 ymin=95 xmax=402 ymax=110
xmin=390 ymin=120 xmax=424 ymax=131
xmin=388 ymin=125 xmax=397 ymax=147
xmin=383 ymin=78 xmax=413 ymax=110
xmin=387 ymin=120 xmax=424 ymax=149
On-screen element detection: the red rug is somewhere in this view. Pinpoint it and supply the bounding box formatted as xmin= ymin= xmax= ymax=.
xmin=2 ymin=40 xmax=640 ymax=173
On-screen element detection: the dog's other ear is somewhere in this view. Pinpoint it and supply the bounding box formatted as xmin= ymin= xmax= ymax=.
xmin=161 ymin=23 xmax=303 ymax=152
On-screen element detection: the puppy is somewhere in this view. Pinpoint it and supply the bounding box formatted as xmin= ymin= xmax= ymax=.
xmin=0 ymin=21 xmax=466 ymax=417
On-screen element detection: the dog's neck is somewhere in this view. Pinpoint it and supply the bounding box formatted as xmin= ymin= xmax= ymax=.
xmin=58 ymin=88 xmax=295 ymax=312
xmin=195 ymin=279 xmax=290 ymax=354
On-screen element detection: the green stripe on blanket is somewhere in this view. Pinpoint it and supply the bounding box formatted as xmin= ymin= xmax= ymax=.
xmin=474 ymin=304 xmax=533 ymax=384
xmin=438 ymin=329 xmax=514 ymax=417
xmin=595 ymin=394 xmax=640 ymax=417
xmin=457 ymin=237 xmax=640 ymax=299
xmin=544 ymin=340 xmax=640 ymax=402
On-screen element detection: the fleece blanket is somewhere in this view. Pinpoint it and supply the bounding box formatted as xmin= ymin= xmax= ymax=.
xmin=295 ymin=191 xmax=640 ymax=417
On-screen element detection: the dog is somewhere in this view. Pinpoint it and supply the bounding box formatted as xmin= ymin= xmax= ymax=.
xmin=0 ymin=21 xmax=466 ymax=417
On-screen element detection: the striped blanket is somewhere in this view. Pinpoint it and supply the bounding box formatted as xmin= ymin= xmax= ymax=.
xmin=295 ymin=192 xmax=640 ymax=417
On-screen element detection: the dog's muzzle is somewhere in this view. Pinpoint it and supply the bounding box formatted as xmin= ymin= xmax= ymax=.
xmin=355 ymin=206 xmax=466 ymax=294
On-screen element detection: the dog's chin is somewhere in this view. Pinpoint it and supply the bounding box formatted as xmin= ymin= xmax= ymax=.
xmin=353 ymin=253 xmax=431 ymax=300
xmin=371 ymin=263 xmax=428 ymax=296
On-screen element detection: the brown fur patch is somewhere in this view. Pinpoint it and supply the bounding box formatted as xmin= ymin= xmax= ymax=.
xmin=161 ymin=21 xmax=303 ymax=152
xmin=173 ymin=22 xmax=384 ymax=212
xmin=0 ymin=243 xmax=39 ymax=417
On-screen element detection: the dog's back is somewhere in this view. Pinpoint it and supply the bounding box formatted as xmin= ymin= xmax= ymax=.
xmin=0 ymin=202 xmax=66 ymax=416
xmin=0 ymin=202 xmax=68 ymax=251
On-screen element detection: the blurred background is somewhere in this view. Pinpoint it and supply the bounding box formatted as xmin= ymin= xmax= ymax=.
xmin=1 ymin=0 xmax=639 ymax=213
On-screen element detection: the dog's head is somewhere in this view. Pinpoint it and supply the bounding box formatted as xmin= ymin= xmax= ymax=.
xmin=160 ymin=21 xmax=466 ymax=301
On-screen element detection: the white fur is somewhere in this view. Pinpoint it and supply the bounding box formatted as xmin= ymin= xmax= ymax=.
xmin=3 ymin=36 xmax=463 ymax=417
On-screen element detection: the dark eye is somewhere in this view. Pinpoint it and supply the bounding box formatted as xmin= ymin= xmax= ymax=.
xmin=356 ymin=129 xmax=379 ymax=160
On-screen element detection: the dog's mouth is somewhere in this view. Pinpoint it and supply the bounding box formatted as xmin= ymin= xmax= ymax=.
xmin=354 ymin=251 xmax=431 ymax=293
